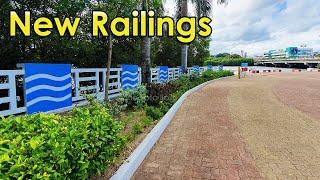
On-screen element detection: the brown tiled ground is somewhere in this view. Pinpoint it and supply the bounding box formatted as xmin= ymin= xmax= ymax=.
xmin=133 ymin=72 xmax=320 ymax=180
xmin=133 ymin=80 xmax=262 ymax=180
xmin=272 ymin=73 xmax=320 ymax=119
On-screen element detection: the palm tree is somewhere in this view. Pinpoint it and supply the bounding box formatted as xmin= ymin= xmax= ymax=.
xmin=177 ymin=0 xmax=228 ymax=72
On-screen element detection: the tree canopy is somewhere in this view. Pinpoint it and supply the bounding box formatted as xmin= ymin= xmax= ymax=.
xmin=0 ymin=0 xmax=212 ymax=70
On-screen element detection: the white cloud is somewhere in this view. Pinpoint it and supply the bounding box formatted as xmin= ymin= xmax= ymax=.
xmin=164 ymin=0 xmax=320 ymax=56
xmin=210 ymin=0 xmax=320 ymax=56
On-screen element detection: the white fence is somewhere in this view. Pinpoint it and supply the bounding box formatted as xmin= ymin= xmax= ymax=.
xmin=1 ymin=66 xmax=211 ymax=116
xmin=150 ymin=67 xmax=208 ymax=83
xmin=0 ymin=68 xmax=141 ymax=116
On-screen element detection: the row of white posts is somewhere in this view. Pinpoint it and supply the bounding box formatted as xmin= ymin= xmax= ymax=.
xmin=0 ymin=66 xmax=209 ymax=117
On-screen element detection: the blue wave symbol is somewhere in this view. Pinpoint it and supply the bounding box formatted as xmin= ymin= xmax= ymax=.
xmin=159 ymin=66 xmax=168 ymax=82
xmin=121 ymin=65 xmax=139 ymax=90
xmin=24 ymin=64 xmax=72 ymax=114
xmin=193 ymin=66 xmax=200 ymax=73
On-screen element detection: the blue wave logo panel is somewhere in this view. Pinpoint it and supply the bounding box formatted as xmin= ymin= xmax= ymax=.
xmin=121 ymin=64 xmax=139 ymax=90
xmin=24 ymin=64 xmax=72 ymax=114
xmin=218 ymin=65 xmax=224 ymax=71
xmin=178 ymin=66 xmax=183 ymax=74
xmin=207 ymin=65 xmax=213 ymax=71
xmin=159 ymin=66 xmax=168 ymax=82
xmin=193 ymin=65 xmax=200 ymax=73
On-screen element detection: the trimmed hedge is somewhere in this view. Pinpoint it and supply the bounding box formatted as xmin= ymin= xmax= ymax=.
xmin=204 ymin=57 xmax=254 ymax=66
xmin=0 ymin=102 xmax=125 ymax=179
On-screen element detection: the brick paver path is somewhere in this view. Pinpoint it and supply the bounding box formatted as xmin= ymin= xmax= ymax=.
xmin=133 ymin=72 xmax=320 ymax=180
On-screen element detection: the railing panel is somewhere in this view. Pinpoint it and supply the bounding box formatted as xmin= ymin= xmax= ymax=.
xmin=1 ymin=66 xmax=208 ymax=116
xmin=0 ymin=70 xmax=24 ymax=116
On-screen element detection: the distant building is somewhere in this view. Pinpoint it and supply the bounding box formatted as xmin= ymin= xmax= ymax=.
xmin=263 ymin=47 xmax=314 ymax=59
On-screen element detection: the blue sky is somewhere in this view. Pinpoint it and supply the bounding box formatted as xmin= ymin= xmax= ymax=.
xmin=164 ymin=0 xmax=320 ymax=56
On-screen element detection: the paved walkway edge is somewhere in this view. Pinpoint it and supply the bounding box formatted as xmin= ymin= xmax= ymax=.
xmin=111 ymin=77 xmax=230 ymax=180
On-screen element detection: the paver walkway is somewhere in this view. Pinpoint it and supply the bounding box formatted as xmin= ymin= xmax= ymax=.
xmin=133 ymin=72 xmax=320 ymax=180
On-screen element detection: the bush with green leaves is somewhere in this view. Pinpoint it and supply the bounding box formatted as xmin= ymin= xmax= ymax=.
xmin=105 ymin=97 xmax=127 ymax=117
xmin=202 ymin=70 xmax=234 ymax=80
xmin=120 ymin=86 xmax=147 ymax=110
xmin=0 ymin=101 xmax=125 ymax=179
xmin=204 ymin=57 xmax=254 ymax=66
xmin=146 ymin=82 xmax=179 ymax=106
xmin=145 ymin=106 xmax=164 ymax=121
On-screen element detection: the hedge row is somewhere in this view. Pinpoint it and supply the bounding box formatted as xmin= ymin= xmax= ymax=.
xmin=0 ymin=102 xmax=125 ymax=179
xmin=204 ymin=57 xmax=254 ymax=66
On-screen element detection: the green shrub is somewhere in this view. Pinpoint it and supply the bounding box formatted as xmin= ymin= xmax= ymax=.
xmin=120 ymin=86 xmax=147 ymax=110
xmin=145 ymin=106 xmax=164 ymax=121
xmin=147 ymin=82 xmax=179 ymax=106
xmin=202 ymin=70 xmax=234 ymax=80
xmin=204 ymin=57 xmax=254 ymax=66
xmin=0 ymin=101 xmax=125 ymax=179
xmin=106 ymin=97 xmax=127 ymax=116
xmin=141 ymin=118 xmax=153 ymax=128
xmin=132 ymin=123 xmax=143 ymax=135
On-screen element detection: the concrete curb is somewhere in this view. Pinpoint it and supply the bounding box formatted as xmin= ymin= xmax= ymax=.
xmin=111 ymin=77 xmax=229 ymax=180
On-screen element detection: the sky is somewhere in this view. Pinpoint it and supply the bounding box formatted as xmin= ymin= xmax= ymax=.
xmin=164 ymin=0 xmax=320 ymax=57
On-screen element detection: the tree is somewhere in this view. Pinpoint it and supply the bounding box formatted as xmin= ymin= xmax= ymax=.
xmin=139 ymin=0 xmax=163 ymax=83
xmin=177 ymin=0 xmax=228 ymax=72
xmin=92 ymin=0 xmax=137 ymax=101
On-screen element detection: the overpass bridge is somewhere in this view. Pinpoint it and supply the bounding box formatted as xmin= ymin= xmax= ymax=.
xmin=254 ymin=58 xmax=320 ymax=68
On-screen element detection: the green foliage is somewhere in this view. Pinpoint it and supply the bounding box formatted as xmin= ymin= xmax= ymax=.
xmin=202 ymin=70 xmax=234 ymax=80
xmin=141 ymin=118 xmax=153 ymax=127
xmin=120 ymin=86 xmax=148 ymax=110
xmin=0 ymin=101 xmax=125 ymax=179
xmin=106 ymin=97 xmax=128 ymax=116
xmin=145 ymin=106 xmax=164 ymax=121
xmin=204 ymin=57 xmax=254 ymax=66
xmin=132 ymin=123 xmax=143 ymax=135
xmin=0 ymin=1 xmax=210 ymax=69
xmin=147 ymin=83 xmax=179 ymax=106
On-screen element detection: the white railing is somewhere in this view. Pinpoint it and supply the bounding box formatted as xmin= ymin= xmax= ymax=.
xmin=1 ymin=66 xmax=212 ymax=116
xmin=150 ymin=67 xmax=182 ymax=83
xmin=0 ymin=68 xmax=142 ymax=116
xmin=150 ymin=66 xmax=208 ymax=83
xmin=0 ymin=70 xmax=26 ymax=116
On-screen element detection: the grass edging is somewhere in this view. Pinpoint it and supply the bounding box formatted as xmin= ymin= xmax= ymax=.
xmin=111 ymin=77 xmax=230 ymax=180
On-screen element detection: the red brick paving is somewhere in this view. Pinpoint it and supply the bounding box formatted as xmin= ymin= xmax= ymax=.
xmin=133 ymin=83 xmax=262 ymax=179
xmin=273 ymin=74 xmax=320 ymax=119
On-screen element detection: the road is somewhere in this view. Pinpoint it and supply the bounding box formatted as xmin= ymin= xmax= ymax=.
xmin=133 ymin=72 xmax=320 ymax=180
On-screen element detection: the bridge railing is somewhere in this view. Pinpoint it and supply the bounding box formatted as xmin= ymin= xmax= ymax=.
xmin=1 ymin=66 xmax=211 ymax=116
xmin=0 ymin=70 xmax=25 ymax=116
xmin=0 ymin=68 xmax=142 ymax=116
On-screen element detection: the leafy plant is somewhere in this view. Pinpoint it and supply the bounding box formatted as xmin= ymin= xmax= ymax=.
xmin=120 ymin=86 xmax=148 ymax=110
xmin=145 ymin=106 xmax=164 ymax=121
xmin=0 ymin=101 xmax=125 ymax=179
xmin=147 ymin=82 xmax=179 ymax=106
xmin=132 ymin=123 xmax=143 ymax=135
xmin=106 ymin=97 xmax=127 ymax=116
xmin=204 ymin=57 xmax=254 ymax=66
